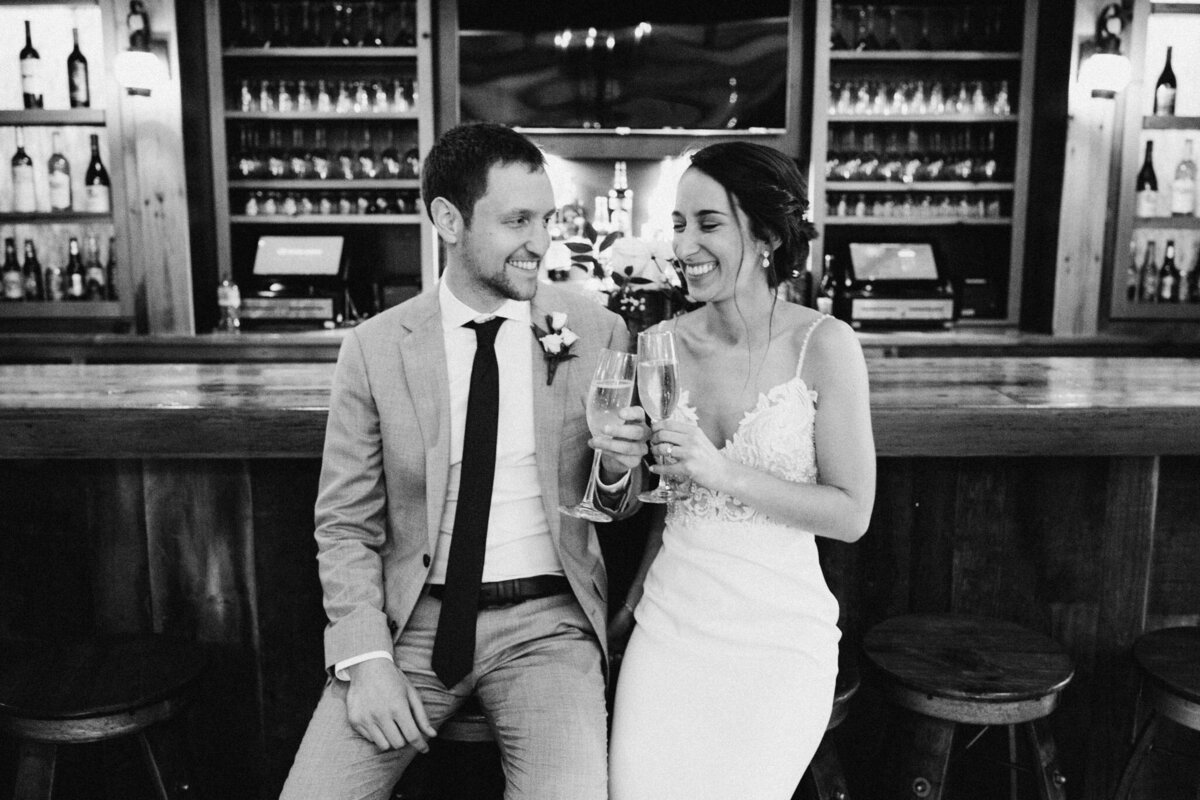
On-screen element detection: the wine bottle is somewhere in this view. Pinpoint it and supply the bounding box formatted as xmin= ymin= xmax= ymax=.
xmin=381 ymin=131 xmax=401 ymax=178
xmin=1171 ymin=139 xmax=1196 ymax=217
xmin=48 ymin=131 xmax=72 ymax=212
xmin=83 ymin=233 xmax=106 ymax=300
xmin=311 ymin=128 xmax=330 ymax=179
xmin=11 ymin=128 xmax=37 ymax=213
xmin=608 ymin=161 xmax=633 ymax=237
xmin=1188 ymin=245 xmax=1200 ymax=303
xmin=817 ymin=254 xmax=836 ymax=315
xmin=288 ymin=127 xmax=311 ymax=179
xmin=67 ymin=27 xmax=90 ymax=108
xmin=64 ymin=236 xmax=86 ymax=301
xmin=20 ymin=20 xmax=43 ymax=109
xmin=266 ymin=127 xmax=286 ymax=178
xmin=23 ymin=239 xmax=45 ymax=301
xmin=1153 ymin=47 xmax=1177 ymax=116
xmin=1139 ymin=241 xmax=1159 ymax=302
xmin=1136 ymin=142 xmax=1159 ymax=218
xmin=1 ymin=237 xmax=22 ymax=301
xmin=105 ymin=235 xmax=117 ymax=301
xmin=357 ymin=128 xmax=377 ymax=179
xmin=1159 ymin=240 xmax=1181 ymax=303
xmin=1126 ymin=241 xmax=1139 ymax=302
xmin=84 ymin=134 xmax=111 ymax=213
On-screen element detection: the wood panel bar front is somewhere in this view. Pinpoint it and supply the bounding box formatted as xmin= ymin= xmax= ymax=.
xmin=1 ymin=359 xmax=1198 ymax=799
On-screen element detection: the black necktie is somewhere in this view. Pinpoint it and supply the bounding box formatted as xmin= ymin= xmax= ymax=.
xmin=432 ymin=317 xmax=504 ymax=688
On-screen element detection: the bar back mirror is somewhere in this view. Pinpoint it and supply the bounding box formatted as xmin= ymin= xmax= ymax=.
xmin=456 ymin=0 xmax=791 ymax=133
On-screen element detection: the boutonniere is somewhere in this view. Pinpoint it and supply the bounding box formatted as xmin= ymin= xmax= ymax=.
xmin=531 ymin=311 xmax=580 ymax=385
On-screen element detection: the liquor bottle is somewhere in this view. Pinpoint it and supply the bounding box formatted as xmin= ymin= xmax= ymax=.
xmin=288 ymin=127 xmax=311 ymax=178
xmin=1158 ymin=240 xmax=1180 ymax=303
xmin=1153 ymin=47 xmax=1177 ymax=116
xmin=84 ymin=134 xmax=112 ymax=213
xmin=335 ymin=129 xmax=355 ymax=180
xmin=608 ymin=161 xmax=633 ymax=237
xmin=47 ymin=132 xmax=72 ymax=212
xmin=20 ymin=20 xmax=43 ymax=109
xmin=817 ymin=254 xmax=836 ymax=315
xmin=11 ymin=129 xmax=37 ymax=213
xmin=64 ymin=236 xmax=86 ymax=301
xmin=381 ymin=132 xmax=402 ymax=178
xmin=1 ymin=238 xmax=22 ymax=301
xmin=23 ymin=239 xmax=44 ymax=301
xmin=239 ymin=79 xmax=253 ymax=112
xmin=1171 ymin=139 xmax=1196 ymax=217
xmin=83 ymin=234 xmax=106 ymax=300
xmin=311 ymin=128 xmax=330 ymax=179
xmin=1136 ymin=142 xmax=1158 ymax=218
xmin=217 ymin=278 xmax=241 ymax=333
xmin=105 ymin=235 xmax=117 ymax=300
xmin=357 ymin=128 xmax=377 ymax=179
xmin=1188 ymin=245 xmax=1200 ymax=303
xmin=316 ymin=79 xmax=332 ymax=112
xmin=266 ymin=127 xmax=286 ymax=177
xmin=1139 ymin=241 xmax=1159 ymax=302
xmin=1126 ymin=241 xmax=1139 ymax=302
xmin=67 ymin=27 xmax=90 ymax=108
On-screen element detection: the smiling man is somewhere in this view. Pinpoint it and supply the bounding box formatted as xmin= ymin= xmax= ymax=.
xmin=281 ymin=122 xmax=649 ymax=800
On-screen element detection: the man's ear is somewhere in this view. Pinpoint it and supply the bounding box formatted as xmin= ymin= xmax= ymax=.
xmin=430 ymin=196 xmax=464 ymax=244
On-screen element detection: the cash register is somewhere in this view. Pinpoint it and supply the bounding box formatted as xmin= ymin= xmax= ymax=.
xmin=841 ymin=242 xmax=956 ymax=329
xmin=240 ymin=235 xmax=347 ymax=328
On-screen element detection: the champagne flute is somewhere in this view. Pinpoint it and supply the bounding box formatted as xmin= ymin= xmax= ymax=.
xmin=636 ymin=330 xmax=690 ymax=503
xmin=559 ymin=349 xmax=636 ymax=522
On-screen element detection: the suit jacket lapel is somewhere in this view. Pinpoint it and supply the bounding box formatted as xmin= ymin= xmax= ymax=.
xmin=399 ymin=295 xmax=451 ymax=555
xmin=530 ymin=297 xmax=571 ymax=538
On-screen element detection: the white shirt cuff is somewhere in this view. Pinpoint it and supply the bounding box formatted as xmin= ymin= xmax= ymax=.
xmin=596 ymin=469 xmax=631 ymax=492
xmin=334 ymin=651 xmax=394 ymax=681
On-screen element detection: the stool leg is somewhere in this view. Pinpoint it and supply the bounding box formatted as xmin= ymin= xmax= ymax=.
xmin=807 ymin=734 xmax=852 ymax=800
xmin=13 ymin=742 xmax=57 ymax=800
xmin=137 ymin=724 xmax=195 ymax=800
xmin=892 ymin=713 xmax=954 ymax=800
xmin=1113 ymin=712 xmax=1160 ymax=800
xmin=1022 ymin=718 xmax=1067 ymax=800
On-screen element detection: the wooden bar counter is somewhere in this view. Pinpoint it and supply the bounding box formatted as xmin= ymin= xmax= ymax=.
xmin=2 ymin=358 xmax=1199 ymax=799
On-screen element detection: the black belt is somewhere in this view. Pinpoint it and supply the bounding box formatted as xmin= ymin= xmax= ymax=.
xmin=428 ymin=575 xmax=571 ymax=609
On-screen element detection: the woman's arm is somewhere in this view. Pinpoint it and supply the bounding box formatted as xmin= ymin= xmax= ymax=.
xmin=651 ymin=318 xmax=875 ymax=543
xmin=608 ymin=504 xmax=667 ymax=652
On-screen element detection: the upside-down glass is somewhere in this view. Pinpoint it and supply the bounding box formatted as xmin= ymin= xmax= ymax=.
xmin=636 ymin=330 xmax=691 ymax=503
xmin=559 ymin=349 xmax=637 ymax=522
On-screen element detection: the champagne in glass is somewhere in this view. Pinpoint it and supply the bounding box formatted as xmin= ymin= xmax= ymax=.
xmin=636 ymin=330 xmax=690 ymax=503
xmin=560 ymin=349 xmax=636 ymax=522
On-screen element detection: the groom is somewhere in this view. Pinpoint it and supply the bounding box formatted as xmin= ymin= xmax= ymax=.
xmin=281 ymin=122 xmax=648 ymax=799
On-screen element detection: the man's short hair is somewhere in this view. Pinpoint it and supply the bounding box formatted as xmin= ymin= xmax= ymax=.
xmin=420 ymin=122 xmax=546 ymax=229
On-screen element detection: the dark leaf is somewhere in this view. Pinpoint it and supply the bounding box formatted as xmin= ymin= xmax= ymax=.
xmin=599 ymin=231 xmax=621 ymax=252
xmin=565 ymin=241 xmax=594 ymax=254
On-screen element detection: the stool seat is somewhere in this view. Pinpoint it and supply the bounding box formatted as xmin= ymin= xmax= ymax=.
xmin=864 ymin=613 xmax=1074 ymax=725
xmin=1134 ymin=625 xmax=1200 ymax=707
xmin=440 ymin=695 xmax=493 ymax=743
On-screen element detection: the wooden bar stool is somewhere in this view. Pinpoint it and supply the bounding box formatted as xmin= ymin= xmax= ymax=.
xmin=0 ymin=635 xmax=206 ymax=800
xmin=794 ymin=654 xmax=861 ymax=800
xmin=1114 ymin=626 xmax=1200 ymax=799
xmin=863 ymin=614 xmax=1074 ymax=800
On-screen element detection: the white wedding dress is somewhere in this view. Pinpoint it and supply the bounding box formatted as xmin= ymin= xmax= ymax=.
xmin=609 ymin=317 xmax=840 ymax=800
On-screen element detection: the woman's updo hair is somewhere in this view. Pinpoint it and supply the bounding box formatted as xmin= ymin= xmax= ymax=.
xmin=687 ymin=142 xmax=819 ymax=290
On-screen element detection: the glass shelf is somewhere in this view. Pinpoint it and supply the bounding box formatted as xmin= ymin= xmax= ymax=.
xmin=223 ymin=47 xmax=419 ymax=59
xmin=0 ymin=109 xmax=106 ymax=126
xmin=228 ymin=179 xmax=419 ymax=190
xmin=824 ymin=217 xmax=1012 ymax=226
xmin=0 ymin=212 xmax=112 ymax=223
xmin=230 ymin=214 xmax=422 ymax=225
xmin=829 ymin=50 xmax=1021 ymax=61
xmin=828 ymin=114 xmax=1018 ymax=124
xmin=225 ymin=111 xmax=419 ymax=121
xmin=1142 ymin=116 xmax=1200 ymax=130
xmin=827 ymin=182 xmax=1014 ymax=192
xmin=1133 ymin=217 xmax=1200 ymax=230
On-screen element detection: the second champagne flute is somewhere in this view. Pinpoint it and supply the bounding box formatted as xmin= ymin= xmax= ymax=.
xmin=637 ymin=330 xmax=690 ymax=503
xmin=558 ymin=348 xmax=637 ymax=522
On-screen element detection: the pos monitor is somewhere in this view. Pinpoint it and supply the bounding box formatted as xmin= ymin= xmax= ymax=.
xmin=241 ymin=235 xmax=347 ymax=326
xmin=843 ymin=242 xmax=955 ymax=328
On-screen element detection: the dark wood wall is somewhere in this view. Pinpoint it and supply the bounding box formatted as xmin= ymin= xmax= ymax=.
xmin=1 ymin=455 xmax=1197 ymax=799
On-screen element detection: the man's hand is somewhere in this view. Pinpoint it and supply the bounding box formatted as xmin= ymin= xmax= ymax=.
xmin=345 ymin=658 xmax=437 ymax=753
xmin=593 ymin=405 xmax=650 ymax=481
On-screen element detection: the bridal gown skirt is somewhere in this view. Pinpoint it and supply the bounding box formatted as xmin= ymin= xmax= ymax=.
xmin=609 ymin=517 xmax=840 ymax=800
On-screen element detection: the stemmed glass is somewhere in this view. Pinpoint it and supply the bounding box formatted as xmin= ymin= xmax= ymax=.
xmin=559 ymin=349 xmax=637 ymax=522
xmin=636 ymin=330 xmax=691 ymax=504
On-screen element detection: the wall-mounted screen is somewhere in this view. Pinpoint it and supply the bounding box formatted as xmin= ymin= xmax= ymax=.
xmin=457 ymin=1 xmax=790 ymax=132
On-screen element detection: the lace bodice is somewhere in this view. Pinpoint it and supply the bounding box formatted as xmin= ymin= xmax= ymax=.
xmin=668 ymin=317 xmax=826 ymax=527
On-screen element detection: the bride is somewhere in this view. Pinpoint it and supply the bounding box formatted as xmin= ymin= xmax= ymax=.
xmin=608 ymin=142 xmax=876 ymax=799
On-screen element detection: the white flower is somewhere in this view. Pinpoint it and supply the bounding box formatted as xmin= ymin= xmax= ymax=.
xmin=607 ymin=236 xmax=680 ymax=288
xmin=549 ymin=311 xmax=568 ymax=331
xmin=541 ymin=333 xmax=563 ymax=354
xmin=559 ymin=327 xmax=579 ymax=347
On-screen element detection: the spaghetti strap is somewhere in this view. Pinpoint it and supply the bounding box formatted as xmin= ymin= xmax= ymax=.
xmin=795 ymin=315 xmax=829 ymax=378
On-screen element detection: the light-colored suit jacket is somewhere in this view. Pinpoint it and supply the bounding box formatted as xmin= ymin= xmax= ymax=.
xmin=314 ymin=282 xmax=640 ymax=675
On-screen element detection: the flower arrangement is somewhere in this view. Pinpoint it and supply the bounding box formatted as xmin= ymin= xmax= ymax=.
xmin=531 ymin=311 xmax=580 ymax=385
xmin=565 ymin=232 xmax=691 ymax=332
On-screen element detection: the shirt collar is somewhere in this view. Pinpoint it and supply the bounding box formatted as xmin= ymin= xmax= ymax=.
xmin=438 ymin=278 xmax=532 ymax=331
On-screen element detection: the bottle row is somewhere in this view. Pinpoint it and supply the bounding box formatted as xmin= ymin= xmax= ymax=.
xmin=7 ymin=130 xmax=112 ymax=214
xmin=237 ymin=189 xmax=420 ymax=217
xmin=826 ymin=128 xmax=1006 ymax=183
xmin=1135 ymin=139 xmax=1197 ymax=218
xmin=830 ymin=4 xmax=1020 ymax=52
xmin=1127 ymin=239 xmax=1200 ymax=304
xmin=1 ymin=233 xmax=116 ymax=302
xmin=222 ymin=0 xmax=417 ymax=49
xmin=229 ymin=126 xmax=419 ymax=181
xmin=829 ymin=80 xmax=1012 ymax=118
xmin=232 ymin=77 xmax=418 ymax=115
xmin=827 ymin=192 xmax=1006 ymax=220
xmin=17 ymin=20 xmax=91 ymax=110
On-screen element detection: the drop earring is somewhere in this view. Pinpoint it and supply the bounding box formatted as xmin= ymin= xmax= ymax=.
xmin=761 ymin=251 xmax=771 ymax=269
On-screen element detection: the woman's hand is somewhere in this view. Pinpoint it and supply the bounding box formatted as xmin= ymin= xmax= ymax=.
xmin=608 ymin=603 xmax=635 ymax=657
xmin=649 ymin=418 xmax=730 ymax=491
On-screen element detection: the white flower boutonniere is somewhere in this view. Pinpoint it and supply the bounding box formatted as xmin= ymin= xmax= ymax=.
xmin=532 ymin=312 xmax=580 ymax=385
